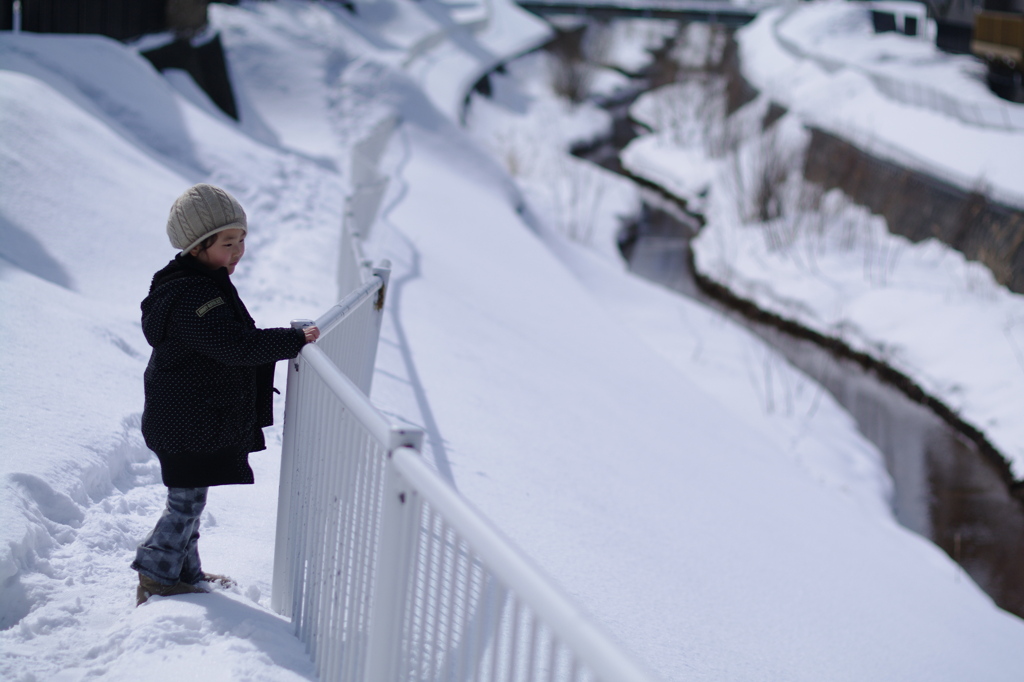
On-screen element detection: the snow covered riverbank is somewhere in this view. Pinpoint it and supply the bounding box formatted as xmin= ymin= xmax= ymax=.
xmin=620 ymin=8 xmax=1024 ymax=482
xmin=3 ymin=2 xmax=1024 ymax=680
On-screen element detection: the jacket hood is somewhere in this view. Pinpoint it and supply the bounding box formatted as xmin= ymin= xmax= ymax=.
xmin=141 ymin=255 xmax=226 ymax=347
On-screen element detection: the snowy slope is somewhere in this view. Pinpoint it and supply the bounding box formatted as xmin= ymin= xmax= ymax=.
xmin=2 ymin=2 xmax=1024 ymax=681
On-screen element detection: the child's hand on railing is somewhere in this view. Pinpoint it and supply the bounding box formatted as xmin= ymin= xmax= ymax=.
xmin=303 ymin=326 xmax=321 ymax=343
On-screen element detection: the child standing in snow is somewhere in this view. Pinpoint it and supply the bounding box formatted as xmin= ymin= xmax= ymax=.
xmin=132 ymin=183 xmax=319 ymax=606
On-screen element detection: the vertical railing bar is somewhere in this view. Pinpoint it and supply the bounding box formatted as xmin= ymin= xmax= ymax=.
xmin=327 ymin=416 xmax=357 ymax=681
xmin=311 ymin=390 xmax=327 ymax=667
xmin=346 ymin=439 xmax=368 ymax=680
xmin=367 ymin=438 xmax=387 ymax=649
xmin=313 ymin=381 xmax=335 ymax=659
xmin=432 ymin=514 xmax=451 ymax=680
xmin=406 ymin=507 xmax=425 ymax=681
xmin=341 ymin=429 xmax=366 ymax=682
xmin=417 ymin=507 xmax=434 ymax=675
xmin=300 ymin=374 xmax=326 ymax=648
xmin=415 ymin=507 xmax=441 ymax=680
xmin=470 ymin=571 xmax=495 ymax=682
xmin=430 ymin=509 xmax=450 ymax=680
xmin=427 ymin=518 xmax=453 ymax=679
xmin=466 ymin=563 xmax=482 ymax=682
xmin=331 ymin=425 xmax=354 ymax=682
xmin=359 ymin=436 xmax=386 ymax=676
xmin=354 ymin=436 xmax=374 ymax=679
xmin=524 ymin=620 xmax=539 ymax=682
xmin=272 ymin=351 xmax=301 ymax=616
xmin=399 ymin=493 xmax=427 ymax=681
xmin=437 ymin=525 xmax=463 ymax=682
xmin=441 ymin=523 xmax=460 ymax=680
xmin=313 ymin=396 xmax=341 ymax=669
xmin=488 ymin=584 xmax=508 ymax=682
xmin=544 ymin=635 xmax=558 ymax=682
xmin=345 ymin=429 xmax=372 ymax=682
xmin=302 ymin=380 xmax=322 ymax=658
xmin=507 ymin=599 xmax=522 ymax=682
xmin=419 ymin=510 xmax=436 ymax=681
xmin=464 ymin=560 xmax=488 ymax=682
xmin=293 ymin=370 xmax=319 ymax=640
xmin=339 ymin=430 xmax=362 ymax=682
xmin=331 ymin=419 xmax=356 ymax=679
xmin=280 ymin=356 xmax=306 ymax=621
xmin=413 ymin=498 xmax=431 ymax=677
xmin=307 ymin=379 xmax=332 ymax=659
xmin=420 ymin=507 xmax=441 ymax=680
xmin=287 ymin=364 xmax=310 ymax=632
xmin=329 ymin=419 xmax=350 ymax=681
xmin=453 ymin=545 xmax=476 ymax=682
xmin=400 ymin=508 xmax=421 ymax=681
xmin=347 ymin=429 xmax=373 ymax=681
xmin=454 ymin=540 xmax=473 ymax=675
xmin=364 ymin=438 xmax=388 ymax=676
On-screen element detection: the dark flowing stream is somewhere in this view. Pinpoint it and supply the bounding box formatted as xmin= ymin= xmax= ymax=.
xmin=527 ymin=20 xmax=1024 ymax=618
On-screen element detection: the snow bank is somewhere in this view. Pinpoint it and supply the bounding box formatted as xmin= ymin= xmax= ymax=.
xmin=740 ymin=3 xmax=1024 ymax=207
xmin=621 ymin=7 xmax=1024 ymax=478
xmin=693 ymin=179 xmax=1024 ymax=477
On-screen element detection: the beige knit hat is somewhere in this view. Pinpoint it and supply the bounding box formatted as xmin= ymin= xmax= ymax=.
xmin=166 ymin=184 xmax=247 ymax=253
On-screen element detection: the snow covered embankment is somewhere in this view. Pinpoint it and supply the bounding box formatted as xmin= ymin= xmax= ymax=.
xmin=463 ymin=17 xmax=1024 ymax=682
xmin=622 ymin=8 xmax=1024 ymax=482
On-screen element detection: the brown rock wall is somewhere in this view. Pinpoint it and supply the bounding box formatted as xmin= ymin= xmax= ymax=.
xmin=803 ymin=127 xmax=1024 ymax=292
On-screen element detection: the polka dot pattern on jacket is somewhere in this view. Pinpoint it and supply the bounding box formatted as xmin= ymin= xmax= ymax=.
xmin=140 ymin=255 xmax=307 ymax=487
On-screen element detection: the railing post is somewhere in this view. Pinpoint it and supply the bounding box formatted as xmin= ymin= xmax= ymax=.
xmin=271 ymin=319 xmax=316 ymax=617
xmin=363 ymin=430 xmax=424 ymax=682
xmin=359 ymin=262 xmax=391 ymax=395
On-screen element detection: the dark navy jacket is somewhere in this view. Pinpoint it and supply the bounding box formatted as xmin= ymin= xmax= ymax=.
xmin=140 ymin=255 xmax=306 ymax=487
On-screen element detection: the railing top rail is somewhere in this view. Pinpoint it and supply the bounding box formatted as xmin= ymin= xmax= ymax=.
xmin=391 ymin=445 xmax=661 ymax=682
xmin=315 ymin=263 xmax=390 ymax=336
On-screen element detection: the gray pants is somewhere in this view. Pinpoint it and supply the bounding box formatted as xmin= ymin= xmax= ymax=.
xmin=132 ymin=487 xmax=208 ymax=585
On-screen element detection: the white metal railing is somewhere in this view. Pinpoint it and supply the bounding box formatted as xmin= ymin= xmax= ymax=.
xmin=339 ymin=115 xmax=398 ymax=295
xmin=368 ymin=445 xmax=658 ymax=682
xmin=271 ymin=263 xmax=394 ymax=628
xmin=272 ymin=267 xmax=659 ymax=681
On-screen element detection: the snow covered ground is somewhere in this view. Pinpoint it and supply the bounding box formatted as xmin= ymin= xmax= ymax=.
xmin=2 ymin=2 xmax=1024 ymax=681
xmin=621 ymin=8 xmax=1024 ymax=479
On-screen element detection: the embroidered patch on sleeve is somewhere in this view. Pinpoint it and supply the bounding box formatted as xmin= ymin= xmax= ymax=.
xmin=196 ymin=297 xmax=225 ymax=317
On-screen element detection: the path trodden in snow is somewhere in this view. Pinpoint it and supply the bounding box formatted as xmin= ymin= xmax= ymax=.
xmin=0 ymin=416 xmax=317 ymax=681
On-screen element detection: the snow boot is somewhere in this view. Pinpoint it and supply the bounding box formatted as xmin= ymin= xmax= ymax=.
xmin=136 ymin=574 xmax=209 ymax=606
xmin=195 ymin=572 xmax=236 ymax=588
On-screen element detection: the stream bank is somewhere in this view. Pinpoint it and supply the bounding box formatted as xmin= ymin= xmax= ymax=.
xmin=544 ymin=19 xmax=1024 ymax=618
xmin=802 ymin=128 xmax=1024 ymax=294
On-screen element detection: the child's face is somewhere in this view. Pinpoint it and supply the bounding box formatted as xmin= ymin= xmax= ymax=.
xmin=191 ymin=228 xmax=245 ymax=274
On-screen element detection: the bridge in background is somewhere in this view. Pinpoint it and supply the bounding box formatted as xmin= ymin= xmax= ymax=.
xmin=517 ymin=0 xmax=765 ymax=26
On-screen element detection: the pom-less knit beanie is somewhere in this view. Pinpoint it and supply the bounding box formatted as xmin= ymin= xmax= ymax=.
xmin=166 ymin=184 xmax=247 ymax=253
